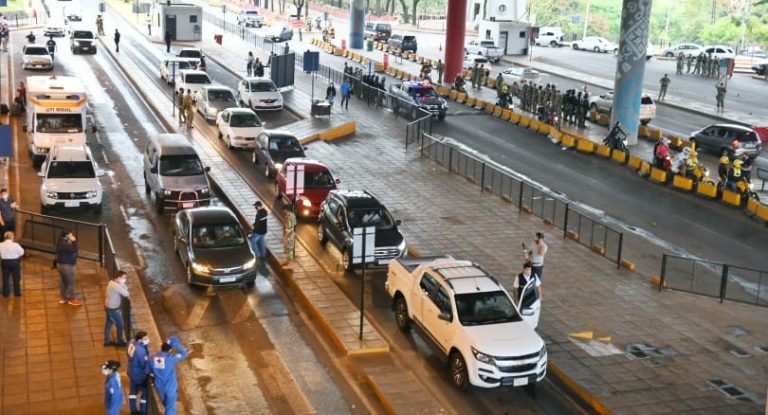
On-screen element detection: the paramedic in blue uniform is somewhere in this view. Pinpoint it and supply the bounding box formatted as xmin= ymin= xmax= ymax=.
xmin=146 ymin=336 xmax=188 ymax=415
xmin=102 ymin=360 xmax=124 ymax=415
xmin=127 ymin=330 xmax=150 ymax=414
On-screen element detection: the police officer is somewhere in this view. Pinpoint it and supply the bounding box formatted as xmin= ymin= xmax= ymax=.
xmin=495 ymin=72 xmax=504 ymax=97
xmin=176 ymin=88 xmax=186 ymax=124
xmin=686 ymin=55 xmax=693 ymax=73
xmin=676 ymin=53 xmax=684 ymax=75
xmin=102 ymin=360 xmax=124 ymax=415
xmin=580 ymin=93 xmax=590 ymax=127
xmin=714 ymin=56 xmax=721 ymax=78
xmin=127 ymin=331 xmax=150 ymax=415
xmin=146 ymin=336 xmax=188 ymax=415
xmin=693 ymin=53 xmax=702 ymax=75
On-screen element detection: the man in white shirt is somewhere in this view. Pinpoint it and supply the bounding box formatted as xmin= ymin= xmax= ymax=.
xmin=528 ymin=232 xmax=548 ymax=280
xmin=0 ymin=231 xmax=25 ymax=297
xmin=104 ymin=271 xmax=130 ymax=347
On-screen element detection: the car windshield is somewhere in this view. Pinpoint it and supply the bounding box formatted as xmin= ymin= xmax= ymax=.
xmin=178 ymin=50 xmax=202 ymax=58
xmin=25 ymin=47 xmax=49 ymax=55
xmin=47 ymin=161 xmax=95 ymax=179
xmin=230 ymin=113 xmax=262 ymax=127
xmin=269 ymin=136 xmax=302 ymax=152
xmin=208 ymin=90 xmax=236 ymax=102
xmin=250 ymin=81 xmax=277 ymax=92
xmin=192 ymin=222 xmax=245 ymax=248
xmin=347 ymin=207 xmax=395 ymax=230
xmin=36 ymin=114 xmax=83 ymax=133
xmin=411 ymin=88 xmax=437 ymax=97
xmin=159 ymin=155 xmax=205 ymax=176
xmin=305 ymin=170 xmax=336 ymax=188
xmin=454 ymin=291 xmax=522 ymax=326
xmin=73 ymin=31 xmax=93 ymax=38
xmin=184 ymin=74 xmax=210 ymax=84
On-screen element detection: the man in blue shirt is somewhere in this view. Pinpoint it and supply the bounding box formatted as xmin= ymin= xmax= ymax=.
xmin=127 ymin=331 xmax=150 ymax=414
xmin=340 ymin=79 xmax=352 ymax=110
xmin=0 ymin=188 xmax=18 ymax=235
xmin=146 ymin=336 xmax=188 ymax=415
xmin=102 ymin=360 xmax=124 ymax=415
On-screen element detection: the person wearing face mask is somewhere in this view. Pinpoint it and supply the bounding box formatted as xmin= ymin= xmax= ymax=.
xmin=104 ymin=270 xmax=130 ymax=347
xmin=513 ymin=262 xmax=541 ymax=305
xmin=127 ymin=331 xmax=150 ymax=415
xmin=102 ymin=360 xmax=124 ymax=415
xmin=0 ymin=188 xmax=18 ymax=236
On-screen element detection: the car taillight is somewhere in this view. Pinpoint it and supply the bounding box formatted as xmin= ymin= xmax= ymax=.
xmin=732 ymin=139 xmax=740 ymax=149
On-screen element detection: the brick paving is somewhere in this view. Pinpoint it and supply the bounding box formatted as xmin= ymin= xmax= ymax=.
xmin=103 ymin=3 xmax=768 ymax=412
xmin=0 ymin=254 xmax=133 ymax=414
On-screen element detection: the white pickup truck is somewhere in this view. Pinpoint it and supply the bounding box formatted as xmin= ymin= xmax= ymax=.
xmin=385 ymin=256 xmax=546 ymax=390
xmin=464 ymin=40 xmax=504 ymax=63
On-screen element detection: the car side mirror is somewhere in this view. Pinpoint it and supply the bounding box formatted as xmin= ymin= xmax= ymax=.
xmin=37 ymin=170 xmax=45 ymax=177
xmin=438 ymin=311 xmax=452 ymax=322
xmin=204 ymin=166 xmax=211 ymax=172
xmin=395 ymin=219 xmax=402 ymax=226
xmin=22 ymin=125 xmax=28 ymax=133
xmin=521 ymin=308 xmax=534 ymax=316
xmin=97 ymin=170 xmax=105 ymax=177
xmin=149 ymin=166 xmax=158 ymax=174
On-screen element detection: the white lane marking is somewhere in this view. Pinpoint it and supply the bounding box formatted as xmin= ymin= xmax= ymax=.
xmin=119 ymin=204 xmax=130 ymax=223
xmin=133 ymin=242 xmax=146 ymax=269
xmin=100 ymin=149 xmax=110 ymax=164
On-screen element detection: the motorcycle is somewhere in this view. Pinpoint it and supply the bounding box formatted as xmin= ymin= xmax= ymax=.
xmin=536 ymin=105 xmax=560 ymax=129
xmin=452 ymin=77 xmax=466 ymax=93
xmin=736 ymin=180 xmax=760 ymax=202
xmin=496 ymin=95 xmax=514 ymax=110
xmin=604 ymin=123 xmax=628 ymax=153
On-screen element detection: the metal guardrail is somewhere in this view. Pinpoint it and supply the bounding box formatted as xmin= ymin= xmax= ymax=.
xmin=756 ymin=167 xmax=768 ymax=191
xmin=414 ymin=133 xmax=625 ymax=267
xmin=659 ymin=253 xmax=768 ymax=307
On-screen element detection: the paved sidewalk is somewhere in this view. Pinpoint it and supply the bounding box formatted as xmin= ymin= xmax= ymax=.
xmin=0 ymin=254 xmax=130 ymax=414
xmin=199 ymin=19 xmax=768 ymax=414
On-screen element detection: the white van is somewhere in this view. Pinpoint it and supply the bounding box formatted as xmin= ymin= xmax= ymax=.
xmin=143 ymin=134 xmax=211 ymax=214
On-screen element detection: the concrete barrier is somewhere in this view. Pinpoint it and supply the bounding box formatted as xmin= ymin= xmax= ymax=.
xmin=638 ymin=125 xmax=650 ymax=138
xmin=519 ymin=116 xmax=531 ymax=128
xmin=756 ymin=203 xmax=768 ymax=222
xmin=649 ymin=128 xmax=662 ymax=140
xmin=484 ymin=101 xmax=496 ymax=113
xmin=667 ymin=134 xmax=683 ymax=149
xmin=436 ymin=86 xmax=450 ymax=97
xmin=549 ymin=129 xmax=563 ymax=144
xmin=671 ymin=175 xmax=693 ymax=191
xmin=595 ymin=144 xmax=612 ymax=158
xmin=638 ymin=161 xmax=651 ymax=177
xmin=492 ymin=106 xmax=503 ymax=117
xmin=649 ymin=167 xmax=668 ymax=183
xmin=465 ymin=96 xmax=477 ymax=107
xmin=576 ymin=138 xmax=595 ymax=154
xmin=456 ymin=92 xmax=467 ymax=103
xmin=509 ymin=112 xmax=521 ymax=124
xmin=537 ymin=123 xmax=550 ymax=136
xmin=528 ymin=118 xmax=540 ymax=131
xmin=474 ymin=99 xmax=485 ymax=110
xmin=561 ymin=134 xmax=576 ymax=149
xmin=500 ymin=108 xmax=513 ymax=120
xmin=695 ymin=182 xmax=718 ymax=199
xmin=721 ymin=190 xmax=742 ymax=207
xmin=627 ymin=155 xmax=643 ymax=170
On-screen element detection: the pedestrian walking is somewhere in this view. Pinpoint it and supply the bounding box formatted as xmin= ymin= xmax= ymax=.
xmin=56 ymin=230 xmax=80 ymax=306
xmin=0 ymin=232 xmax=24 ymax=298
xmin=102 ymin=360 xmax=124 ymax=415
xmin=114 ymin=29 xmax=121 ymax=53
xmin=513 ymin=262 xmax=542 ymax=305
xmin=340 ymin=79 xmax=352 ymax=109
xmin=45 ymin=36 xmax=56 ymax=59
xmin=96 ymin=15 xmax=105 ymax=36
xmin=0 ymin=188 xmax=18 ymax=235
xmin=104 ymin=270 xmax=129 ymax=347
xmin=165 ymin=29 xmax=172 ymax=53
xmin=246 ymin=51 xmax=254 ymax=76
xmin=146 ymin=336 xmax=189 ymax=415
xmin=127 ymin=331 xmax=150 ymax=415
xmin=658 ymin=74 xmax=670 ymax=101
xmin=176 ymin=88 xmax=186 ymax=124
xmin=436 ymin=59 xmax=444 ymax=84
xmin=183 ymin=89 xmax=194 ymax=127
xmin=255 ymin=59 xmax=264 ymax=77
xmin=325 ymin=82 xmax=337 ymax=106
xmin=526 ymin=232 xmax=548 ymax=280
xmin=715 ymin=82 xmax=726 ymax=113
xmin=250 ymin=201 xmax=268 ymax=259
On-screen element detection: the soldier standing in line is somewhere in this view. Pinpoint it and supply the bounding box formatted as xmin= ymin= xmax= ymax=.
xmin=176 ymin=88 xmax=186 ymax=124
xmin=495 ymin=72 xmax=504 ymax=97
xmin=715 ymin=82 xmax=726 ymax=113
xmin=554 ymin=90 xmax=563 ymax=121
xmin=283 ymin=210 xmax=296 ymax=262
xmin=580 ymin=93 xmax=590 ymax=127
xmin=676 ymin=53 xmax=683 ymax=75
xmin=183 ymin=89 xmax=194 ymax=128
xmin=470 ymin=63 xmax=479 ymax=89
xmin=436 ymin=59 xmax=444 ymax=84
xmin=704 ymin=54 xmax=712 ymax=77
xmin=574 ymin=91 xmax=582 ymax=122
xmin=686 ymin=55 xmax=693 ymax=73
xmin=522 ymin=84 xmax=530 ymax=111
xmin=714 ymin=56 xmax=721 ymax=78
xmin=693 ymin=53 xmax=702 ymax=75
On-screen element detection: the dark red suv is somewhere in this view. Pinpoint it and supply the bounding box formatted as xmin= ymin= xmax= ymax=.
xmin=276 ymin=158 xmax=339 ymax=218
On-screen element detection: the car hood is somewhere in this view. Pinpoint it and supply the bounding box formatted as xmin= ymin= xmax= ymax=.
xmin=44 ymin=179 xmax=99 ymax=192
xmin=300 ymin=188 xmax=334 ymax=205
xmin=464 ymin=322 xmax=544 ymax=357
xmin=414 ymin=96 xmax=444 ymax=106
xmin=191 ymin=244 xmax=253 ymax=269
xmin=158 ymin=174 xmax=208 ymax=190
xmin=269 ymin=149 xmax=306 ymax=163
xmin=374 ymin=228 xmax=403 ymax=248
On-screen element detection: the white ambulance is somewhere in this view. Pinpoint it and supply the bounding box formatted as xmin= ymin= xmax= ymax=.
xmin=23 ymin=76 xmax=93 ymax=167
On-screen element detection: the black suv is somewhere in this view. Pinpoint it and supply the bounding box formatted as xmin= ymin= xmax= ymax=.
xmin=389 ymin=80 xmax=448 ymax=120
xmin=387 ymin=35 xmax=417 ymax=53
xmin=70 ymin=30 xmax=97 ymax=54
xmin=318 ymin=190 xmax=406 ymax=271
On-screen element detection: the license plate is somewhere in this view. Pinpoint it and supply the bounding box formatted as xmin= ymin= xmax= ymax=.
xmin=513 ymin=377 xmax=529 ymax=387
xmin=182 ymin=202 xmax=195 ymax=208
xmin=64 ymin=202 xmax=78 ymax=207
xmin=219 ymin=277 xmax=236 ymax=283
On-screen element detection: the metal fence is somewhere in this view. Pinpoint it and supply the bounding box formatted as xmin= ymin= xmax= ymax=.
xmin=659 ymin=253 xmax=768 ymax=307
xmin=16 ymin=209 xmax=105 ymax=262
xmin=415 ymin=133 xmax=625 ymax=266
xmin=757 ymin=167 xmax=767 ymax=191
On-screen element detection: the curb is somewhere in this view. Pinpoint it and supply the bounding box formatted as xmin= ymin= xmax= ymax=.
xmin=547 ymin=361 xmax=613 ymax=415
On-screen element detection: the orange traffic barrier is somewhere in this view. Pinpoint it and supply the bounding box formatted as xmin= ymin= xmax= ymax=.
xmin=695 ymin=182 xmax=718 ymax=199
xmin=671 ymin=175 xmax=693 ymax=191
xmin=576 ymin=139 xmax=595 ymax=154
xmin=721 ymin=190 xmax=742 ymax=207
xmin=595 ymin=144 xmax=612 ymax=158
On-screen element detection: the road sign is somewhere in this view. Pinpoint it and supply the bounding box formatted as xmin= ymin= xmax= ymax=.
xmin=303 ymin=51 xmax=320 ymax=72
xmin=285 ymin=163 xmax=304 ymax=196
xmin=572 ymin=15 xmax=580 ymax=24
xmin=352 ymin=226 xmax=375 ymax=264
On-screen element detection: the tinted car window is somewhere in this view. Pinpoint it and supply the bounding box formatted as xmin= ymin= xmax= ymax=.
xmin=192 ymin=222 xmax=246 ymax=248
xmin=347 ymin=207 xmax=395 ymax=230
xmin=230 ymin=113 xmax=262 ymax=127
xmin=47 ymin=161 xmax=95 ymax=179
xmin=250 ymin=81 xmax=277 ymax=92
xmin=159 ymin=155 xmax=205 ymax=176
xmin=25 ymin=47 xmax=50 ymax=55
xmin=178 ymin=50 xmax=202 ymax=59
xmin=208 ymin=90 xmax=236 ymax=102
xmin=454 ymin=291 xmax=521 ymax=326
xmin=269 ymin=136 xmax=302 ymax=151
xmin=641 ymin=96 xmax=653 ymax=105
xmin=305 ymin=170 xmax=336 ymax=188
xmin=184 ymin=74 xmax=211 ymax=84
xmin=37 ymin=114 xmax=83 ymax=133
xmin=73 ymin=31 xmax=94 ymax=38
xmin=735 ymin=130 xmax=758 ymax=142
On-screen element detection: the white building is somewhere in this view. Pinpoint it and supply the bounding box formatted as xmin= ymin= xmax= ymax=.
xmin=467 ymin=0 xmax=531 ymax=55
xmin=151 ymin=3 xmax=203 ymax=42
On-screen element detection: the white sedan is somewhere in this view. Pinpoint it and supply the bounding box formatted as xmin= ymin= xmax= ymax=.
xmin=196 ymin=86 xmax=239 ymax=122
xmin=236 ymin=77 xmax=283 ymax=111
xmin=463 ymin=54 xmax=489 ymax=70
xmin=572 ymin=36 xmax=617 ymax=53
xmin=589 ymin=90 xmax=656 ymax=125
xmin=215 ymin=108 xmax=264 ymax=149
xmin=500 ymin=67 xmax=542 ymax=86
xmin=159 ymin=58 xmax=200 ymax=84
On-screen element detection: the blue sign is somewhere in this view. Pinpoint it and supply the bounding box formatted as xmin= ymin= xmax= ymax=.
xmin=303 ymin=51 xmax=319 ymax=72
xmin=572 ymin=15 xmax=580 ymax=24
xmin=0 ymin=0 xmax=7 ymax=7
xmin=0 ymin=125 xmax=12 ymax=157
